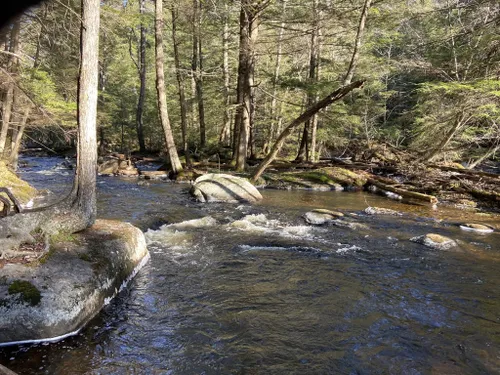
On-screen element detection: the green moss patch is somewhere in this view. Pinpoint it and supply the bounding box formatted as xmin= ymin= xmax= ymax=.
xmin=8 ymin=280 xmax=42 ymax=306
xmin=0 ymin=161 xmax=37 ymax=204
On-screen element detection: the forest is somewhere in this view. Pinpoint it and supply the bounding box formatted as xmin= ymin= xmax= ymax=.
xmin=0 ymin=0 xmax=500 ymax=204
xmin=1 ymin=1 xmax=500 ymax=373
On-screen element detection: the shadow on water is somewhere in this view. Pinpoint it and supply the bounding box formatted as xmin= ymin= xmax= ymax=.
xmin=1 ymin=157 xmax=500 ymax=374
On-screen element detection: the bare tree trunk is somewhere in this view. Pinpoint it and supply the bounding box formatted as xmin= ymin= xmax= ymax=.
xmin=155 ymin=0 xmax=183 ymax=174
xmin=468 ymin=143 xmax=500 ymax=169
xmin=234 ymin=0 xmax=260 ymax=171
xmin=9 ymin=105 xmax=31 ymax=170
xmin=66 ymin=0 xmax=101 ymax=231
xmin=192 ymin=0 xmax=206 ymax=147
xmin=251 ymin=80 xmax=365 ymax=182
xmin=421 ymin=112 xmax=469 ymax=162
xmin=296 ymin=0 xmax=321 ymax=162
xmin=135 ymin=0 xmax=147 ymax=153
xmin=0 ymin=19 xmax=21 ymax=157
xmin=343 ymin=0 xmax=372 ymax=85
xmin=263 ymin=0 xmax=286 ymax=155
xmin=171 ymin=4 xmax=191 ymax=167
xmin=219 ymin=4 xmax=231 ymax=145
xmin=309 ymin=0 xmax=322 ymax=162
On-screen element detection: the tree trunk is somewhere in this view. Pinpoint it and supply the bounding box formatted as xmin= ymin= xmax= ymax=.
xmin=171 ymin=4 xmax=191 ymax=167
xmin=234 ymin=1 xmax=259 ymax=171
xmin=296 ymin=0 xmax=321 ymax=162
xmin=263 ymin=0 xmax=286 ymax=156
xmin=421 ymin=113 xmax=469 ymax=162
xmin=468 ymin=143 xmax=500 ymax=170
xmin=0 ymin=19 xmax=21 ymax=157
xmin=219 ymin=4 xmax=231 ymax=145
xmin=251 ymin=80 xmax=365 ymax=182
xmin=9 ymin=105 xmax=31 ymax=170
xmin=63 ymin=0 xmax=101 ymax=232
xmin=155 ymin=0 xmax=183 ymax=174
xmin=135 ymin=0 xmax=147 ymax=153
xmin=343 ymin=0 xmax=372 ymax=85
xmin=192 ymin=0 xmax=206 ymax=147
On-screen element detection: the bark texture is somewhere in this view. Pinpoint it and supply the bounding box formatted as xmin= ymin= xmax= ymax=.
xmin=155 ymin=0 xmax=183 ymax=174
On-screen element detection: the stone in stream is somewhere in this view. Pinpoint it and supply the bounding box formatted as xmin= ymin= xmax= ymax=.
xmin=190 ymin=174 xmax=263 ymax=203
xmin=459 ymin=223 xmax=494 ymax=233
xmin=410 ymin=233 xmax=458 ymax=250
xmin=0 ymin=220 xmax=149 ymax=346
xmin=304 ymin=209 xmax=344 ymax=225
xmin=97 ymin=158 xmax=119 ymax=175
xmin=364 ymin=206 xmax=402 ymax=216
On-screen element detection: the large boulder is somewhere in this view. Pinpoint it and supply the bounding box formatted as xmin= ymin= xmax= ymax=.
xmin=0 ymin=220 xmax=149 ymax=346
xmin=190 ymin=174 xmax=263 ymax=203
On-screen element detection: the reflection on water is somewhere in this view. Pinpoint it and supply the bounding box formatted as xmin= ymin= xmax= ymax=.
xmin=1 ymin=157 xmax=500 ymax=374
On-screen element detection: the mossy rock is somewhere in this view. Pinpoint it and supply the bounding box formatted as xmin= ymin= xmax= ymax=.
xmin=8 ymin=280 xmax=42 ymax=306
xmin=0 ymin=161 xmax=37 ymax=204
xmin=284 ymin=167 xmax=368 ymax=189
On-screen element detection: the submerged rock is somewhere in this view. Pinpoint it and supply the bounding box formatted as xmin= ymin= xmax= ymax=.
xmin=304 ymin=209 xmax=344 ymax=225
xmin=0 ymin=220 xmax=149 ymax=346
xmin=459 ymin=223 xmax=494 ymax=233
xmin=190 ymin=174 xmax=263 ymax=203
xmin=410 ymin=233 xmax=457 ymax=250
xmin=364 ymin=206 xmax=402 ymax=216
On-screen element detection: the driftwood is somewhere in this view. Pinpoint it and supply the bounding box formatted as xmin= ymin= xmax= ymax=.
xmin=367 ymin=178 xmax=438 ymax=204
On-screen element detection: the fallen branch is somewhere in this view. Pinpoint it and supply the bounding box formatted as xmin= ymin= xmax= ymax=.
xmin=251 ymin=80 xmax=365 ymax=182
xmin=367 ymin=178 xmax=438 ymax=204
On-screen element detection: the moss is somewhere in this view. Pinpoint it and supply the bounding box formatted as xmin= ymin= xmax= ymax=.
xmin=50 ymin=232 xmax=78 ymax=245
xmin=0 ymin=161 xmax=37 ymax=204
xmin=318 ymin=167 xmax=368 ymax=187
xmin=78 ymin=252 xmax=92 ymax=262
xmin=38 ymin=246 xmax=56 ymax=265
xmin=8 ymin=280 xmax=42 ymax=306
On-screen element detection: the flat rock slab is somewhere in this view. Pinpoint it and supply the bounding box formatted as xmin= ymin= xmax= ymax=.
xmin=191 ymin=174 xmax=263 ymax=203
xmin=459 ymin=223 xmax=494 ymax=233
xmin=0 ymin=219 xmax=149 ymax=346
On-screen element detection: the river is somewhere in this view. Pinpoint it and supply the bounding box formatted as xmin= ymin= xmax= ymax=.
xmin=1 ymin=156 xmax=500 ymax=374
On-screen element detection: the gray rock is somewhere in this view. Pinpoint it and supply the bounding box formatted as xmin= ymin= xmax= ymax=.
xmin=190 ymin=174 xmax=263 ymax=203
xmin=304 ymin=209 xmax=343 ymax=225
xmin=97 ymin=158 xmax=119 ymax=175
xmin=364 ymin=206 xmax=402 ymax=216
xmin=459 ymin=223 xmax=494 ymax=233
xmin=410 ymin=233 xmax=457 ymax=250
xmin=0 ymin=220 xmax=149 ymax=346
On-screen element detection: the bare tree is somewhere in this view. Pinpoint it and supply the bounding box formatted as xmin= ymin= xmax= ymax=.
xmin=154 ymin=0 xmax=183 ymax=174
xmin=135 ymin=0 xmax=147 ymax=153
xmin=171 ymin=3 xmax=191 ymax=166
xmin=0 ymin=19 xmax=21 ymax=157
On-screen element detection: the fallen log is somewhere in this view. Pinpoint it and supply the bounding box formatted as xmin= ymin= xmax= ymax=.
xmin=429 ymin=165 xmax=500 ymax=180
xmin=367 ymin=178 xmax=438 ymax=204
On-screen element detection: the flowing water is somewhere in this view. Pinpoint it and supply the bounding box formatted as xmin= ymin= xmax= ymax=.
xmin=1 ymin=157 xmax=500 ymax=374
